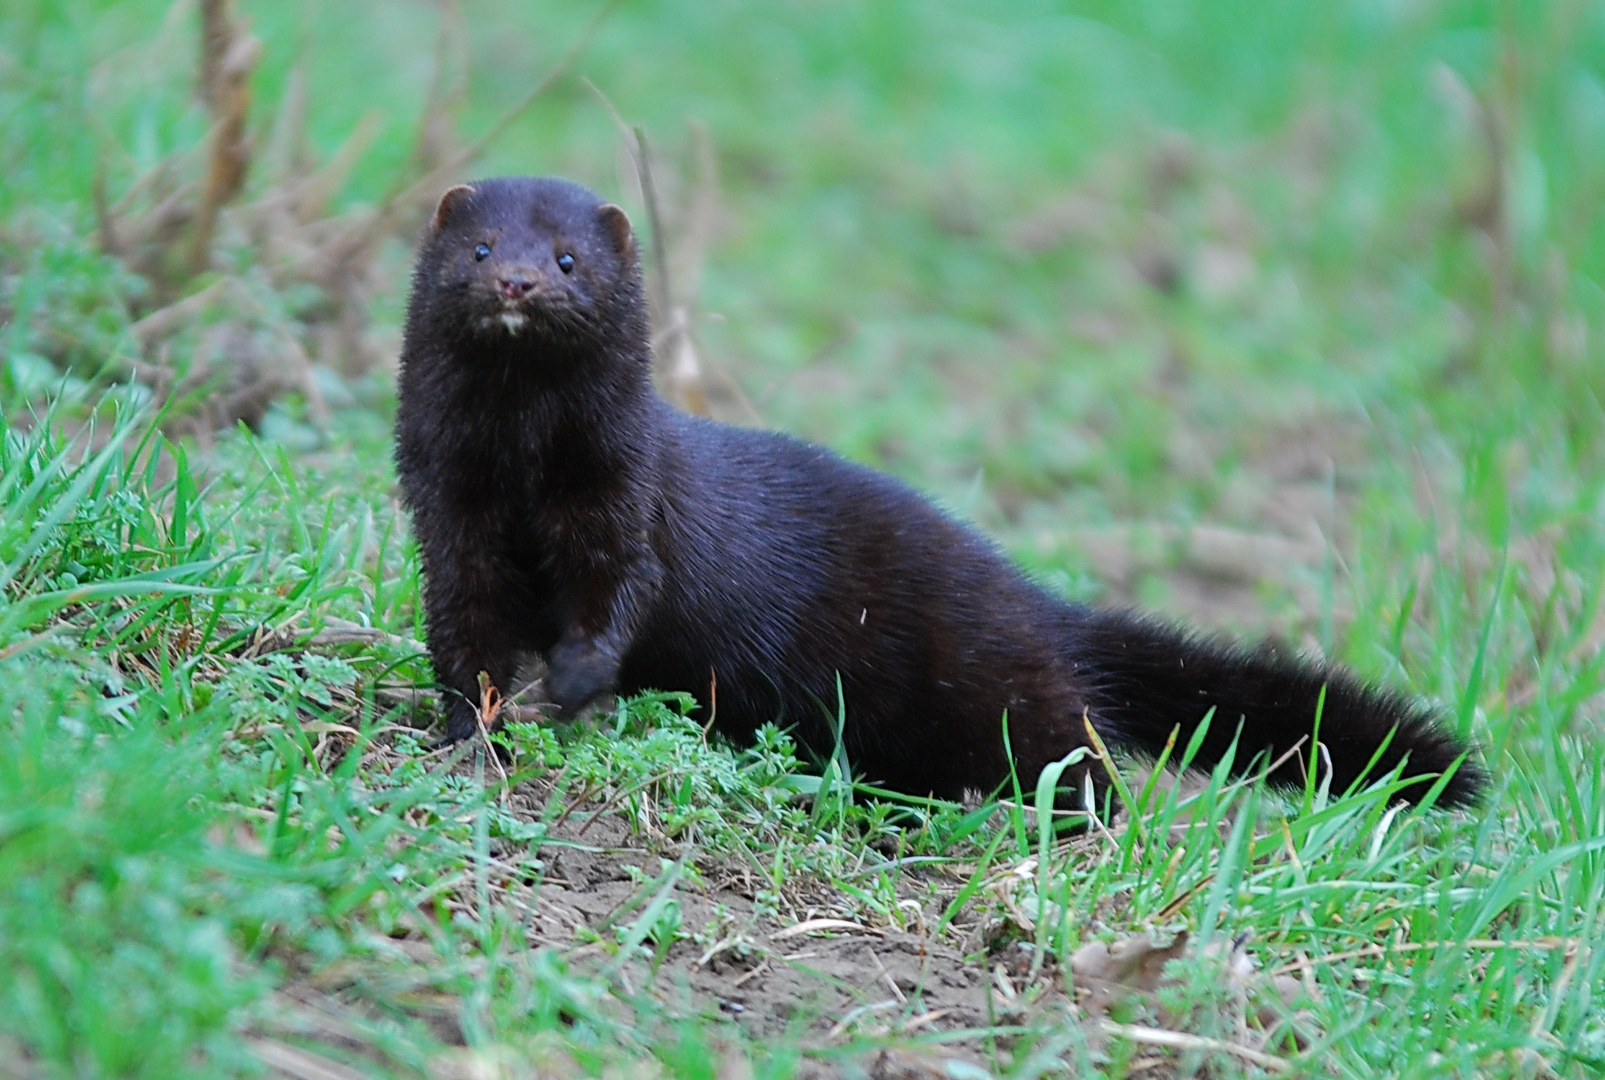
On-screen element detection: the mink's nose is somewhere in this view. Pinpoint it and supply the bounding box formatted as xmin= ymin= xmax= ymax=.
xmin=498 ymin=275 xmax=536 ymax=300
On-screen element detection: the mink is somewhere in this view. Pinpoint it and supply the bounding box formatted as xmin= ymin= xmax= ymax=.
xmin=394 ymin=176 xmax=1483 ymax=810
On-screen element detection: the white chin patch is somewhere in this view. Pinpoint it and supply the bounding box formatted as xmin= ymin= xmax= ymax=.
xmin=500 ymin=312 xmax=528 ymax=335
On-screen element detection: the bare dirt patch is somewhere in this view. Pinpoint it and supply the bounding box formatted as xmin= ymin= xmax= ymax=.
xmin=495 ymin=777 xmax=1049 ymax=1058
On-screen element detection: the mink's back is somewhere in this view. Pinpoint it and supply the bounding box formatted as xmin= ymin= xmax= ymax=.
xmin=618 ymin=407 xmax=1085 ymax=795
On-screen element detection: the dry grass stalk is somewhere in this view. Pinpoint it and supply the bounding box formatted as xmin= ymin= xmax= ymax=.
xmin=585 ymin=79 xmax=737 ymax=418
xmin=631 ymin=127 xmax=712 ymax=417
xmin=190 ymin=0 xmax=259 ymax=275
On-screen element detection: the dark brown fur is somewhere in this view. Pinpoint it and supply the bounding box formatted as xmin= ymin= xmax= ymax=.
xmin=395 ymin=176 xmax=1483 ymax=810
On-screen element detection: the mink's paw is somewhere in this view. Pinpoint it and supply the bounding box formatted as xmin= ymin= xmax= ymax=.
xmin=441 ymin=695 xmax=482 ymax=744
xmin=437 ymin=695 xmax=514 ymax=764
xmin=545 ymin=639 xmax=620 ymax=716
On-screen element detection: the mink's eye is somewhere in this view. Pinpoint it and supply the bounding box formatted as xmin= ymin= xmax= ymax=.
xmin=473 ymin=243 xmax=491 ymax=261
xmin=556 ymin=253 xmax=575 ymax=274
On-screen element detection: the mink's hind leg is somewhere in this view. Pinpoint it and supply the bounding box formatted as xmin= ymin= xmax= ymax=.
xmin=989 ymin=681 xmax=1114 ymax=820
xmin=1018 ymin=737 xmax=1115 ymax=823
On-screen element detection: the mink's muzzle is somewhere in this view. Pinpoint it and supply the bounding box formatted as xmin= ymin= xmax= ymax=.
xmin=446 ymin=260 xmax=590 ymax=341
xmin=483 ymin=261 xmax=565 ymax=305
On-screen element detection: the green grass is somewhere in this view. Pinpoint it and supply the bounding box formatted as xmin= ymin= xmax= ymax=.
xmin=4 ymin=0 xmax=1605 ymax=1076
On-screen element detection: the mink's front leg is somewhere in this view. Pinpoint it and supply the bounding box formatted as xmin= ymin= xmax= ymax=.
xmin=545 ymin=637 xmax=623 ymax=714
xmin=413 ymin=507 xmax=524 ymax=743
xmin=540 ymin=499 xmax=663 ymax=717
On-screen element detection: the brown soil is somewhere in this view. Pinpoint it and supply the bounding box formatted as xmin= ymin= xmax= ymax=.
xmin=506 ymin=777 xmax=1067 ymax=1065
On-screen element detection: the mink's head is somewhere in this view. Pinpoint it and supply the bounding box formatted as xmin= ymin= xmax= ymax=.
xmin=410 ymin=176 xmax=644 ymax=351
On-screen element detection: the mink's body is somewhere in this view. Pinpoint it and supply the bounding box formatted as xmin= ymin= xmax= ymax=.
xmin=396 ymin=176 xmax=1482 ymax=809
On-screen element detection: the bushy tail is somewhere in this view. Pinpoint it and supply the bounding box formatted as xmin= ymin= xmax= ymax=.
xmin=1069 ymin=609 xmax=1484 ymax=807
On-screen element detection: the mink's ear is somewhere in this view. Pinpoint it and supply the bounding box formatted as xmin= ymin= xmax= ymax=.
xmin=596 ymin=203 xmax=636 ymax=257
xmin=430 ymin=184 xmax=476 ymax=231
